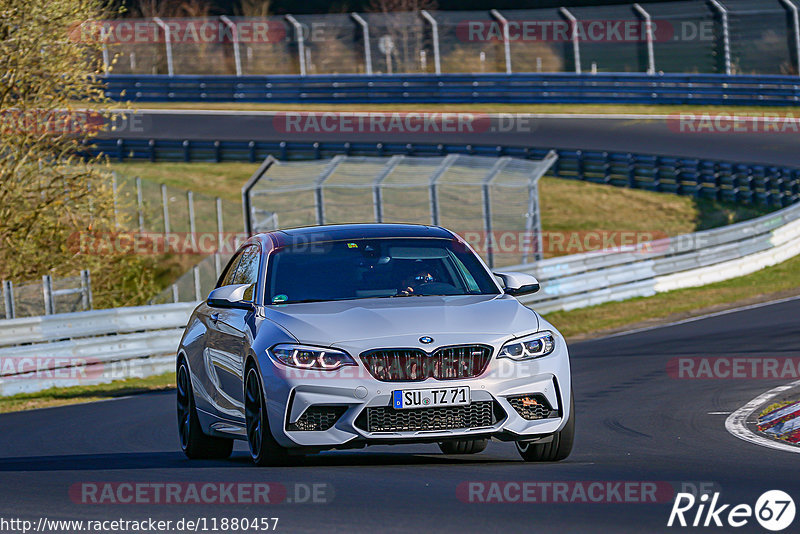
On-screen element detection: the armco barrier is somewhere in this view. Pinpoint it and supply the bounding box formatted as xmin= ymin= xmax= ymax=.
xmin=2 ymin=200 xmax=800 ymax=396
xmin=102 ymin=73 xmax=800 ymax=106
xmin=90 ymin=139 xmax=800 ymax=208
xmin=0 ymin=303 xmax=196 ymax=396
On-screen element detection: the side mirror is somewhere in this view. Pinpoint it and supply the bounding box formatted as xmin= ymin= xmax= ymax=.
xmin=494 ymin=272 xmax=540 ymax=296
xmin=207 ymin=284 xmax=255 ymax=310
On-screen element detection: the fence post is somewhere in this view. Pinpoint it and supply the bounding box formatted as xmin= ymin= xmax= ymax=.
xmin=42 ymin=275 xmax=54 ymax=315
xmin=314 ymin=156 xmax=345 ymax=225
xmin=372 ymin=155 xmax=404 ymax=223
xmin=481 ymin=158 xmax=511 ymax=269
xmin=136 ymin=176 xmax=145 ymax=232
xmin=153 ymin=17 xmax=174 ymax=76
xmin=633 ymin=3 xmax=656 ymax=74
xmin=172 ymin=284 xmax=179 ymax=303
xmin=161 ymin=184 xmax=171 ymax=234
xmin=560 ymin=7 xmax=582 ymax=74
xmin=420 ymin=10 xmax=441 ymax=74
xmin=428 ymin=154 xmax=458 ymax=226
xmin=2 ymin=280 xmax=14 ymax=319
xmin=490 ymin=10 xmax=512 ymax=74
xmin=80 ymin=269 xmax=93 ymax=310
xmin=215 ymin=197 xmax=224 ymax=279
xmin=781 ymin=0 xmax=800 ymax=76
xmin=187 ymin=191 xmax=197 ymax=252
xmin=193 ymin=266 xmax=202 ymax=302
xmin=220 ymin=16 xmax=242 ymax=76
xmin=285 ymin=15 xmax=307 ymax=76
xmin=351 ymin=13 xmax=373 ymax=75
xmin=708 ymin=0 xmax=731 ymax=75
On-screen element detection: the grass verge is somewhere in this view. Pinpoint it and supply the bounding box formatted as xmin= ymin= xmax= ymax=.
xmin=0 ymin=372 xmax=175 ymax=414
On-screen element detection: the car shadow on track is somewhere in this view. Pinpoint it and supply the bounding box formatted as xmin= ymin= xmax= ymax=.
xmin=0 ymin=450 xmax=520 ymax=472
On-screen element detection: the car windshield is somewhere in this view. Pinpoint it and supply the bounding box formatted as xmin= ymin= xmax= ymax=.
xmin=265 ymin=237 xmax=500 ymax=305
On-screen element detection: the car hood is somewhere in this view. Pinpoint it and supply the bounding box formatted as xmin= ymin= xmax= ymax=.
xmin=263 ymin=294 xmax=539 ymax=346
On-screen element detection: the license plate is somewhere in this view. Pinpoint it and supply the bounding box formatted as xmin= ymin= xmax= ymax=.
xmin=392 ymin=386 xmax=470 ymax=410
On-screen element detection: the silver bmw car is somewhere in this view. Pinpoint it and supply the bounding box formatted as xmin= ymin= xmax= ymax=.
xmin=176 ymin=224 xmax=574 ymax=465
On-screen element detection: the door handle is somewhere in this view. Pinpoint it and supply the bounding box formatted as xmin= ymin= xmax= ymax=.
xmin=210 ymin=312 xmax=219 ymax=323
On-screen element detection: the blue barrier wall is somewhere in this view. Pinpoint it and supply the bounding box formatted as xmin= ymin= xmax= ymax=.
xmin=103 ymin=73 xmax=800 ymax=106
xmin=89 ymin=138 xmax=800 ymax=208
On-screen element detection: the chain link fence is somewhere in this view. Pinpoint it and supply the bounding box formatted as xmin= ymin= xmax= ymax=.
xmin=242 ymin=153 xmax=557 ymax=269
xmin=97 ymin=1 xmax=800 ymax=77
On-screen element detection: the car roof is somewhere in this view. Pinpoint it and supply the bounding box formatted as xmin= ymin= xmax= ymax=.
xmin=268 ymin=223 xmax=455 ymax=248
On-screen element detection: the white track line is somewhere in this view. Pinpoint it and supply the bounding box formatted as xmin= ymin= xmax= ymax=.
xmin=725 ymin=379 xmax=800 ymax=454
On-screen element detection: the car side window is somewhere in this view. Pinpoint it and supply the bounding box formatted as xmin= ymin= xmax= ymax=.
xmin=231 ymin=245 xmax=261 ymax=301
xmin=218 ymin=251 xmax=245 ymax=288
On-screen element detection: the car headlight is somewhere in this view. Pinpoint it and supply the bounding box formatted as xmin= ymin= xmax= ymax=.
xmin=269 ymin=344 xmax=356 ymax=371
xmin=498 ymin=331 xmax=556 ymax=361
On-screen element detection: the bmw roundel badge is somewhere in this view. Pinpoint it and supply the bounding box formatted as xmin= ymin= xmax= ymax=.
xmin=419 ymin=336 xmax=434 ymax=344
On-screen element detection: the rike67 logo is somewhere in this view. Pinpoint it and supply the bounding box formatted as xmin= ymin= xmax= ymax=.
xmin=668 ymin=490 xmax=795 ymax=531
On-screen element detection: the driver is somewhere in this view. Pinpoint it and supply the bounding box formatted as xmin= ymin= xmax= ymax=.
xmin=398 ymin=270 xmax=436 ymax=296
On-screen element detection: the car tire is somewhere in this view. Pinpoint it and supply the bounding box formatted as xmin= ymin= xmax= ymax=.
xmin=245 ymin=366 xmax=290 ymax=466
xmin=516 ymin=395 xmax=575 ymax=462
xmin=177 ymin=359 xmax=234 ymax=460
xmin=438 ymin=439 xmax=489 ymax=455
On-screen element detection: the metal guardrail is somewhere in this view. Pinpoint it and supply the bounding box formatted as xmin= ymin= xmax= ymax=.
xmin=516 ymin=201 xmax=800 ymax=312
xmin=90 ymin=139 xmax=800 ymax=209
xmin=1 ymin=198 xmax=800 ymax=396
xmin=102 ymin=73 xmax=800 ymax=105
xmin=0 ymin=303 xmax=196 ymax=396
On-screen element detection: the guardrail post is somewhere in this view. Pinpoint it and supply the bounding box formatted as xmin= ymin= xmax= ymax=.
xmin=80 ymin=270 xmax=93 ymax=310
xmin=153 ymin=17 xmax=174 ymax=76
xmin=633 ymin=3 xmax=656 ymax=74
xmin=193 ymin=266 xmax=202 ymax=302
xmin=220 ymin=16 xmax=242 ymax=76
xmin=2 ymin=280 xmax=15 ymax=319
xmin=560 ymin=7 xmax=581 ymax=74
xmin=490 ymin=10 xmax=512 ymax=74
xmin=172 ymin=284 xmax=179 ymax=303
xmin=135 ymin=176 xmax=145 ymax=232
xmin=708 ymin=0 xmax=731 ymax=75
xmin=351 ymin=13 xmax=373 ymax=75
xmin=420 ymin=10 xmax=441 ymax=74
xmin=285 ymin=15 xmax=307 ymax=76
xmin=187 ymin=191 xmax=197 ymax=252
xmin=781 ymin=0 xmax=800 ymax=76
xmin=161 ymin=184 xmax=172 ymax=234
xmin=42 ymin=275 xmax=54 ymax=315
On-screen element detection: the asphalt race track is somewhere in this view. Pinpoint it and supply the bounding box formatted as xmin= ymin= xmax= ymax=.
xmin=103 ymin=110 xmax=800 ymax=166
xmin=2 ymin=298 xmax=799 ymax=533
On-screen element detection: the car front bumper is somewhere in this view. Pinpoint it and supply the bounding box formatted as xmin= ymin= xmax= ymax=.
xmin=260 ymin=336 xmax=572 ymax=449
